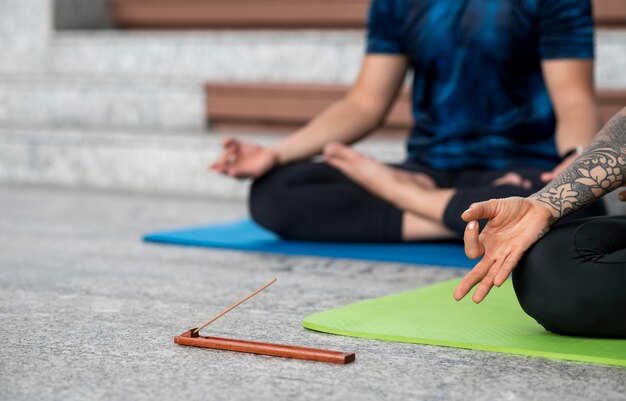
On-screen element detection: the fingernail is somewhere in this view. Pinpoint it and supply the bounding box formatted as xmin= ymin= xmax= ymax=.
xmin=463 ymin=208 xmax=471 ymax=214
xmin=468 ymin=221 xmax=476 ymax=230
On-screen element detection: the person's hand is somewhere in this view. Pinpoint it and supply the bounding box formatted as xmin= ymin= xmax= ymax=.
xmin=210 ymin=137 xmax=278 ymax=179
xmin=453 ymin=197 xmax=556 ymax=304
xmin=619 ymin=190 xmax=626 ymax=202
xmin=540 ymin=153 xmax=579 ymax=183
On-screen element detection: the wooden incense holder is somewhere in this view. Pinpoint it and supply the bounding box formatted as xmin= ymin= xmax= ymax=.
xmin=174 ymin=279 xmax=355 ymax=364
xmin=175 ymin=329 xmax=355 ymax=365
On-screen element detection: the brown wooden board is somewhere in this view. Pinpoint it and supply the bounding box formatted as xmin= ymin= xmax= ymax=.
xmin=112 ymin=0 xmax=369 ymax=29
xmin=597 ymin=90 xmax=626 ymax=123
xmin=205 ymin=83 xmax=412 ymax=131
xmin=112 ymin=0 xmax=626 ymax=29
xmin=594 ymin=0 xmax=626 ymax=28
xmin=205 ymin=83 xmax=626 ymax=134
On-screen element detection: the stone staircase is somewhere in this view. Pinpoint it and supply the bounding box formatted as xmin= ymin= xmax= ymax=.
xmin=4 ymin=29 xmax=626 ymax=131
xmin=0 ymin=1 xmax=625 ymax=213
xmin=0 ymin=18 xmax=399 ymax=199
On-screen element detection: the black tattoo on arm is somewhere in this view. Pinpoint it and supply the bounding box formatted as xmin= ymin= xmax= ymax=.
xmin=531 ymin=108 xmax=626 ymax=221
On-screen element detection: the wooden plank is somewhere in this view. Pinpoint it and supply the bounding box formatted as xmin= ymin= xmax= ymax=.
xmin=112 ymin=0 xmax=369 ymax=29
xmin=113 ymin=0 xmax=626 ymax=29
xmin=205 ymin=83 xmax=626 ymax=133
xmin=174 ymin=330 xmax=356 ymax=364
xmin=597 ymin=90 xmax=626 ymax=123
xmin=594 ymin=0 xmax=626 ymax=28
xmin=205 ymin=83 xmax=412 ymax=129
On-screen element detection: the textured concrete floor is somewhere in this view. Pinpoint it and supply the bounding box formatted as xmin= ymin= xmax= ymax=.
xmin=1 ymin=184 xmax=625 ymax=401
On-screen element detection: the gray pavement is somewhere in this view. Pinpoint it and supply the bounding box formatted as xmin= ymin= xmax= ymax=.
xmin=1 ymin=184 xmax=624 ymax=401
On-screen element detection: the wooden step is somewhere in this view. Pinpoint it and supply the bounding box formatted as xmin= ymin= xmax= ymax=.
xmin=594 ymin=0 xmax=626 ymax=28
xmin=598 ymin=90 xmax=626 ymax=123
xmin=112 ymin=0 xmax=368 ymax=29
xmin=205 ymin=83 xmax=410 ymax=134
xmin=204 ymin=82 xmax=626 ymax=133
xmin=113 ymin=0 xmax=626 ymax=29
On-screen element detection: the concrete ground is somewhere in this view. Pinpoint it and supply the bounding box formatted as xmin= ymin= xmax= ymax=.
xmin=1 ymin=184 xmax=624 ymax=401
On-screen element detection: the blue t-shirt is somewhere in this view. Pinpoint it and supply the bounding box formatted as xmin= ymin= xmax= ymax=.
xmin=367 ymin=0 xmax=594 ymax=170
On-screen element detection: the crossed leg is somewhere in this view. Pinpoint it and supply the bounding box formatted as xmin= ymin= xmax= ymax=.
xmin=322 ymin=142 xmax=547 ymax=241
xmin=324 ymin=142 xmax=459 ymax=240
xmin=249 ymin=143 xmax=554 ymax=242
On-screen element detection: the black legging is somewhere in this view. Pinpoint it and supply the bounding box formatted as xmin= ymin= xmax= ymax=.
xmin=249 ymin=161 xmax=606 ymax=242
xmin=513 ymin=215 xmax=626 ymax=338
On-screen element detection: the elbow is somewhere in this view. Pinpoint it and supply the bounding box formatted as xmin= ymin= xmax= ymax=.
xmin=554 ymin=97 xmax=600 ymax=129
xmin=556 ymin=97 xmax=597 ymax=116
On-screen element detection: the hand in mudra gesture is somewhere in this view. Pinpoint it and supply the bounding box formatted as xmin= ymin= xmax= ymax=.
xmin=210 ymin=137 xmax=278 ymax=179
xmin=453 ymin=197 xmax=556 ymax=304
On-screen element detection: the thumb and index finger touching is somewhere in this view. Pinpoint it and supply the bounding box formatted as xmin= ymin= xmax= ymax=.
xmin=461 ymin=200 xmax=497 ymax=223
xmin=461 ymin=200 xmax=500 ymax=260
xmin=210 ymin=137 xmax=241 ymax=174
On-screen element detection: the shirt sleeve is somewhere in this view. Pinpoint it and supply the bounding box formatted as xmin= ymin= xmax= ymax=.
xmin=538 ymin=0 xmax=594 ymax=59
xmin=366 ymin=0 xmax=405 ymax=54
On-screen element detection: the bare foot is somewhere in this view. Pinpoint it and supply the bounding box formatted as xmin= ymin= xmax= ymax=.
xmin=492 ymin=172 xmax=532 ymax=189
xmin=408 ymin=171 xmax=437 ymax=189
xmin=324 ymin=142 xmax=432 ymax=205
xmin=324 ymin=142 xmax=455 ymax=222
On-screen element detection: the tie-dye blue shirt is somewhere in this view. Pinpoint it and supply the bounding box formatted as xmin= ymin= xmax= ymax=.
xmin=367 ymin=0 xmax=594 ymax=170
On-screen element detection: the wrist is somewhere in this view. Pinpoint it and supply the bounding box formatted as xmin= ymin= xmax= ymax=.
xmin=528 ymin=195 xmax=560 ymax=225
xmin=268 ymin=145 xmax=285 ymax=166
xmin=559 ymin=146 xmax=584 ymax=162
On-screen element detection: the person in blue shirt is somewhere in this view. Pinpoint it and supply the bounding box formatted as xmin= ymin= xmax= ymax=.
xmin=212 ymin=0 xmax=605 ymax=242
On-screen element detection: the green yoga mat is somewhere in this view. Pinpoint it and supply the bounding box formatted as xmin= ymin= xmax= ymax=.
xmin=303 ymin=279 xmax=626 ymax=367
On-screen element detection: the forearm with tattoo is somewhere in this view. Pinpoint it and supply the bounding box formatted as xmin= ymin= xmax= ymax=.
xmin=531 ymin=108 xmax=626 ymax=221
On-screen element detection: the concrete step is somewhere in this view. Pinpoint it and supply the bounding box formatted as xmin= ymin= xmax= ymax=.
xmin=2 ymin=125 xmax=623 ymax=213
xmin=2 ymin=29 xmax=624 ymax=131
xmin=50 ymin=30 xmax=364 ymax=85
xmin=0 ymin=76 xmax=204 ymax=130
xmin=50 ymin=30 xmax=626 ymax=88
xmin=0 ymin=30 xmax=363 ymax=130
xmin=0 ymin=126 xmax=406 ymax=198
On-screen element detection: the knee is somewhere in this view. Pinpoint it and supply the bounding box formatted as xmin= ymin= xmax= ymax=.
xmin=512 ymin=226 xmax=584 ymax=335
xmin=248 ymin=165 xmax=305 ymax=237
xmin=514 ymin=217 xmax=626 ymax=337
xmin=249 ymin=172 xmax=287 ymax=236
xmin=571 ymin=218 xmax=623 ymax=261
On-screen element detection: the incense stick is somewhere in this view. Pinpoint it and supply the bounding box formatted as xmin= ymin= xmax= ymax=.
xmin=193 ymin=278 xmax=277 ymax=335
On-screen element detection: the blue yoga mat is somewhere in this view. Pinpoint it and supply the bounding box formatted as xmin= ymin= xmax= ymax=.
xmin=143 ymin=219 xmax=473 ymax=268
